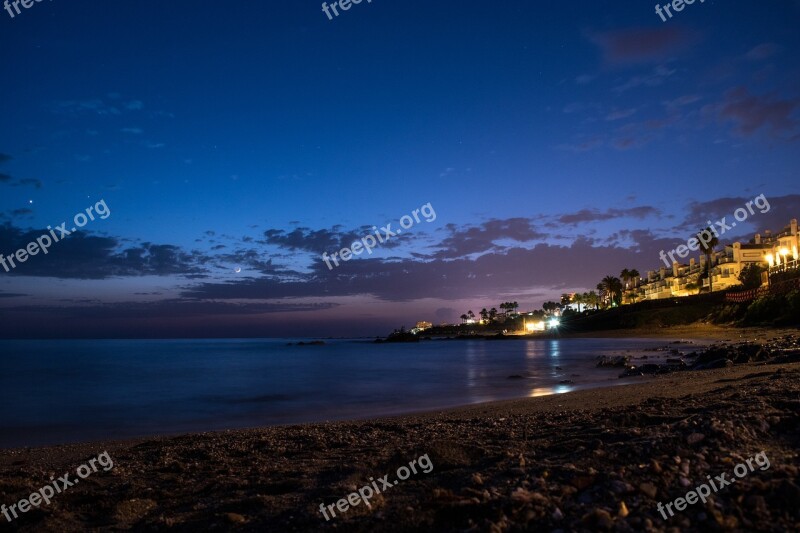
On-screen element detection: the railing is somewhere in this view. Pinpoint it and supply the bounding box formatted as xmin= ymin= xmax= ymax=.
xmin=725 ymin=277 xmax=800 ymax=303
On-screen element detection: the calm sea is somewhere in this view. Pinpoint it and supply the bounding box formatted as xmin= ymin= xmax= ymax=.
xmin=0 ymin=337 xmax=701 ymax=449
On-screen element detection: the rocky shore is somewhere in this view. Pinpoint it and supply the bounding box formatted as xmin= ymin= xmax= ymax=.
xmin=1 ymin=334 xmax=798 ymax=532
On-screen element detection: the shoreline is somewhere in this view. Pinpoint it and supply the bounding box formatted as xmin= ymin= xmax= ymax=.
xmin=1 ymin=332 xmax=798 ymax=530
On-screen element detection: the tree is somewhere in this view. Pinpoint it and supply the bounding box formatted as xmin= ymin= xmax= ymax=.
xmin=542 ymin=301 xmax=559 ymax=315
xmin=480 ymin=308 xmax=489 ymax=323
xmin=572 ymin=292 xmax=584 ymax=312
xmin=738 ymin=264 xmax=764 ymax=290
xmin=499 ymin=303 xmax=508 ymax=316
xmin=620 ymin=269 xmax=631 ymax=289
xmin=460 ymin=314 xmax=468 ymax=324
xmin=467 ymin=310 xmax=475 ymax=322
xmin=512 ymin=301 xmax=519 ymax=315
xmin=598 ymin=276 xmax=623 ymax=306
xmin=586 ymin=290 xmax=599 ymax=310
xmin=489 ymin=307 xmax=498 ymax=322
xmin=561 ymin=293 xmax=572 ymax=307
xmin=696 ymin=227 xmax=719 ymax=293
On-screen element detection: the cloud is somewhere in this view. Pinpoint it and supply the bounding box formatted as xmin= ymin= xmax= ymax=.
xmin=0 ymin=175 xmax=42 ymax=189
xmin=663 ymin=94 xmax=702 ymax=110
xmin=0 ymin=223 xmax=208 ymax=279
xmin=52 ymin=99 xmax=123 ymax=116
xmin=431 ymin=218 xmax=545 ymax=259
xmin=589 ymin=27 xmax=696 ymax=65
xmin=14 ymin=178 xmax=42 ymax=189
xmin=557 ymin=206 xmax=661 ymax=225
xmin=679 ymin=194 xmax=800 ymax=236
xmin=745 ymin=43 xmax=782 ymax=61
xmin=710 ymin=87 xmax=800 ymax=138
xmin=121 ymin=127 xmax=144 ymax=134
xmin=263 ymin=226 xmax=396 ymax=254
xmin=614 ymin=65 xmax=676 ymax=92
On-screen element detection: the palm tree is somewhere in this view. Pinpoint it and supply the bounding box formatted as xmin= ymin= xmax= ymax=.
xmin=467 ymin=310 xmax=475 ymax=322
xmin=459 ymin=314 xmax=468 ymax=324
xmin=696 ymin=227 xmax=719 ymax=293
xmin=489 ymin=307 xmax=498 ymax=322
xmin=599 ymin=276 xmax=623 ymax=306
xmin=629 ymin=269 xmax=640 ymax=286
xmin=499 ymin=302 xmax=508 ymax=316
xmin=586 ymin=290 xmax=599 ymax=310
xmin=572 ymin=293 xmax=584 ymax=312
xmin=479 ymin=308 xmax=488 ymax=323
xmin=543 ymin=301 xmax=559 ymax=315
xmin=620 ymin=269 xmax=631 ymax=289
xmin=512 ymin=301 xmax=519 ymax=315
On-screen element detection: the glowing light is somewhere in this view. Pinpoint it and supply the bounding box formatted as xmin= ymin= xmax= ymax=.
xmin=765 ymin=253 xmax=774 ymax=267
xmin=547 ymin=318 xmax=560 ymax=329
xmin=525 ymin=321 xmax=545 ymax=332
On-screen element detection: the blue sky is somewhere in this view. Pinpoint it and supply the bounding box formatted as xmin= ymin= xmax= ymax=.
xmin=1 ymin=0 xmax=799 ymax=337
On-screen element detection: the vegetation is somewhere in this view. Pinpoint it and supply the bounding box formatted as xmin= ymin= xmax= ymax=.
xmin=738 ymin=264 xmax=764 ymax=290
xmin=696 ymin=227 xmax=719 ymax=293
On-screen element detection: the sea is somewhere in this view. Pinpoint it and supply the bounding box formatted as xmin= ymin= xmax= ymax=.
xmin=0 ymin=337 xmax=704 ymax=449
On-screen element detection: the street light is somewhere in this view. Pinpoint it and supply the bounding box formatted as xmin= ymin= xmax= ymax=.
xmin=780 ymin=248 xmax=790 ymax=270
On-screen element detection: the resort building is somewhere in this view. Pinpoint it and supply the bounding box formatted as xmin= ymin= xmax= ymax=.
xmin=630 ymin=218 xmax=799 ymax=302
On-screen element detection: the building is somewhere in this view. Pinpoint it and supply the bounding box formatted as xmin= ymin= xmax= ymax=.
xmin=632 ymin=218 xmax=798 ymax=301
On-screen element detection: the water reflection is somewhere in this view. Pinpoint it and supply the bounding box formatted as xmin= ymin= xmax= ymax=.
xmin=528 ymin=384 xmax=574 ymax=397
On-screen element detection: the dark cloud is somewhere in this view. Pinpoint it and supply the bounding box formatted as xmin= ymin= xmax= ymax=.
xmin=709 ymin=87 xmax=800 ymax=139
xmin=589 ymin=27 xmax=696 ymax=65
xmin=679 ymin=194 xmax=800 ymax=237
xmin=0 ymin=176 xmax=43 ymax=189
xmin=557 ymin=206 xmax=661 ymax=225
xmin=431 ymin=218 xmax=545 ymax=259
xmin=0 ymin=223 xmax=207 ymax=279
xmin=182 ymin=233 xmax=672 ymax=304
xmin=263 ymin=225 xmax=401 ymax=254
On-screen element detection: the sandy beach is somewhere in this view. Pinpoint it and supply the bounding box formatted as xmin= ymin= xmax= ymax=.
xmin=1 ymin=329 xmax=798 ymax=532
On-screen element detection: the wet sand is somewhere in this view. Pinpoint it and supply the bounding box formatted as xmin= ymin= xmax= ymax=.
xmin=1 ymin=329 xmax=798 ymax=532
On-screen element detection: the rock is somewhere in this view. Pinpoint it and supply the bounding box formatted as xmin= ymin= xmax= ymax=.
xmin=225 ymin=513 xmax=247 ymax=524
xmin=639 ymin=482 xmax=658 ymax=499
xmin=582 ymin=508 xmax=614 ymax=530
xmin=687 ymin=433 xmax=705 ymax=445
xmin=597 ymin=355 xmax=631 ymax=368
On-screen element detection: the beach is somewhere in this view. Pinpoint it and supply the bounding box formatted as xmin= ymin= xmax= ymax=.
xmin=1 ymin=329 xmax=798 ymax=531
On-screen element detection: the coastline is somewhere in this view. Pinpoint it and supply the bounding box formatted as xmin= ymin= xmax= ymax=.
xmin=1 ymin=329 xmax=798 ymax=531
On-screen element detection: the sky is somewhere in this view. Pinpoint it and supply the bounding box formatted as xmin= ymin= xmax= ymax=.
xmin=1 ymin=0 xmax=799 ymax=338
